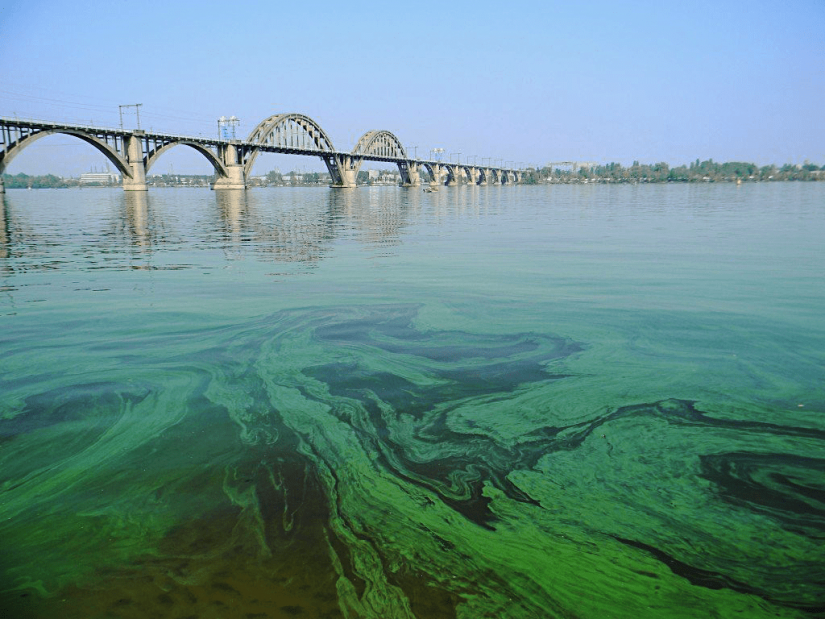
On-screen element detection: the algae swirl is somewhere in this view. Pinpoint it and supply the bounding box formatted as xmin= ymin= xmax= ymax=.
xmin=2 ymin=303 xmax=822 ymax=618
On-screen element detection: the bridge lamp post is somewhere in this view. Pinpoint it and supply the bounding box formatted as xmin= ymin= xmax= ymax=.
xmin=451 ymin=152 xmax=461 ymax=164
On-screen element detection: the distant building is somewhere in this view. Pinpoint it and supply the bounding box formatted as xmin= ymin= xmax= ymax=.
xmin=80 ymin=172 xmax=120 ymax=186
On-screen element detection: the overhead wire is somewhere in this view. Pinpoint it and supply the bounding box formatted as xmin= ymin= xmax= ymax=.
xmin=0 ymin=83 xmax=224 ymax=135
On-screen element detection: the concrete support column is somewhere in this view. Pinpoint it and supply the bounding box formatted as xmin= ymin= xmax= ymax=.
xmin=445 ymin=164 xmax=461 ymax=186
xmin=400 ymin=161 xmax=421 ymax=187
xmin=468 ymin=168 xmax=481 ymax=185
xmin=0 ymin=176 xmax=5 ymax=194
xmin=212 ymin=143 xmax=247 ymax=190
xmin=433 ymin=164 xmax=448 ymax=187
xmin=329 ymin=155 xmax=357 ymax=188
xmin=122 ymin=133 xmax=148 ymax=192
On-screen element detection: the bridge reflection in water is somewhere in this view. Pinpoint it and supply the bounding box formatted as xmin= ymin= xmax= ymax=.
xmin=1 ymin=183 xmax=499 ymax=277
xmin=0 ymin=115 xmax=525 ymax=193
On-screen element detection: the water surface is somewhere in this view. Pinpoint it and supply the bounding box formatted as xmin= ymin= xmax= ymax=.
xmin=1 ymin=183 xmax=823 ymax=618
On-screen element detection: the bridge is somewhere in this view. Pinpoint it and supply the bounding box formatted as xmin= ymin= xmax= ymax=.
xmin=0 ymin=114 xmax=525 ymax=193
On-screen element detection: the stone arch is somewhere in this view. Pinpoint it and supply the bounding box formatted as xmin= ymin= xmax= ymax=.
xmin=460 ymin=165 xmax=476 ymax=184
xmin=145 ymin=140 xmax=229 ymax=177
xmin=0 ymin=129 xmax=132 ymax=178
xmin=443 ymin=163 xmax=458 ymax=185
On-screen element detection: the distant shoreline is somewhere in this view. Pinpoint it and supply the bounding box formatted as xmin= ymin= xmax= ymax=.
xmin=3 ymin=159 xmax=823 ymax=190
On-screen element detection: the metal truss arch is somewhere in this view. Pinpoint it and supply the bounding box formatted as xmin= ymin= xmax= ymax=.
xmin=347 ymin=130 xmax=412 ymax=185
xmin=351 ymin=130 xmax=407 ymax=159
xmin=244 ymin=113 xmax=337 ymax=176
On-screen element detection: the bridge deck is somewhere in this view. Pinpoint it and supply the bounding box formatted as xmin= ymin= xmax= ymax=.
xmin=0 ymin=117 xmax=518 ymax=172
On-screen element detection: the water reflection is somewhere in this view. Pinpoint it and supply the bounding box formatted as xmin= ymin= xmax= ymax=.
xmin=350 ymin=187 xmax=412 ymax=250
xmin=123 ymin=192 xmax=150 ymax=248
xmin=0 ymin=196 xmax=14 ymax=311
xmin=1 ymin=184 xmax=824 ymax=618
xmin=0 ymin=196 xmax=9 ymax=261
xmin=210 ymin=188 xmax=417 ymax=265
xmin=215 ymin=189 xmax=248 ymax=246
xmin=0 ymin=187 xmax=509 ymax=275
xmin=0 ymin=194 xmax=43 ymax=274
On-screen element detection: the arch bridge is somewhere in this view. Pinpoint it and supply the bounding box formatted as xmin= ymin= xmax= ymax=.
xmin=0 ymin=115 xmax=523 ymax=193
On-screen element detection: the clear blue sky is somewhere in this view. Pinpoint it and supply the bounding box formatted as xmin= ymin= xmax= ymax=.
xmin=1 ymin=0 xmax=823 ymax=175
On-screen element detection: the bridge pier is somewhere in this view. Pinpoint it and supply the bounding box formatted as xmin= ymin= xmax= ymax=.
xmin=212 ymin=143 xmax=247 ymax=190
xmin=399 ymin=160 xmax=421 ymax=187
xmin=445 ymin=164 xmax=462 ymax=186
xmin=0 ymin=177 xmax=5 ymax=194
xmin=432 ymin=164 xmax=448 ymax=187
xmin=328 ymin=154 xmax=357 ymax=188
xmin=122 ymin=133 xmax=148 ymax=191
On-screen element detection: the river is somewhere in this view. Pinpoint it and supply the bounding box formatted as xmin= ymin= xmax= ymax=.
xmin=1 ymin=183 xmax=823 ymax=618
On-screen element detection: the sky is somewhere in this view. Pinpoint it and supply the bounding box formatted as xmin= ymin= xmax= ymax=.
xmin=1 ymin=0 xmax=823 ymax=176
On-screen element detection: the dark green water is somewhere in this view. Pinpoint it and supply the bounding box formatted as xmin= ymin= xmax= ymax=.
xmin=1 ymin=184 xmax=823 ymax=618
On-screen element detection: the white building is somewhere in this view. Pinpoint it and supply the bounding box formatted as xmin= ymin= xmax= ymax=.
xmin=79 ymin=172 xmax=120 ymax=186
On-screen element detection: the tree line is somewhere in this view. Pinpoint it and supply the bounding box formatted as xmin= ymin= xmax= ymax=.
xmin=5 ymin=159 xmax=824 ymax=189
xmin=2 ymin=173 xmax=70 ymax=188
xmin=521 ymin=159 xmax=823 ymax=184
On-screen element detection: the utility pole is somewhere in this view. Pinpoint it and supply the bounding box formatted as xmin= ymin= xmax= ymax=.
xmin=119 ymin=104 xmax=143 ymax=130
xmin=217 ymin=116 xmax=240 ymax=140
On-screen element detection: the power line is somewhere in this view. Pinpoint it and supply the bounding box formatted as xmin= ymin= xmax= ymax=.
xmin=0 ymin=86 xmax=224 ymax=133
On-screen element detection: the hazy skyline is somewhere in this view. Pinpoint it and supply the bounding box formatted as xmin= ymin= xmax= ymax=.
xmin=1 ymin=0 xmax=823 ymax=176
